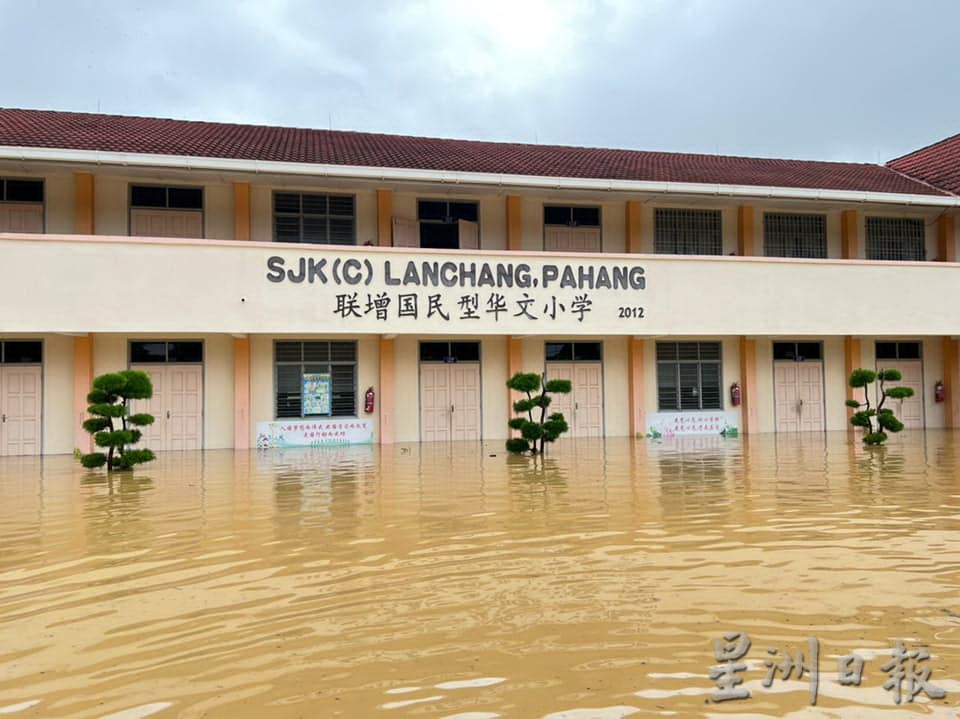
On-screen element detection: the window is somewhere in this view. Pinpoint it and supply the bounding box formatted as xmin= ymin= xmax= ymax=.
xmin=656 ymin=342 xmax=722 ymax=411
xmin=773 ymin=342 xmax=823 ymax=361
xmin=419 ymin=341 xmax=480 ymax=363
xmin=130 ymin=341 xmax=203 ymax=363
xmin=274 ymin=341 xmax=357 ymax=418
xmin=1 ymin=178 xmax=43 ymax=203
xmin=0 ymin=340 xmax=42 ymax=364
xmin=273 ymin=192 xmax=355 ymax=245
xmin=544 ymin=206 xmax=601 ymax=227
xmin=544 ymin=342 xmax=603 ymax=361
xmin=130 ymin=185 xmax=203 ymax=210
xmin=764 ymin=213 xmax=827 ymax=258
xmin=654 ymin=208 xmax=722 ymax=255
xmin=875 ymin=341 xmax=922 ymax=361
xmin=865 ymin=217 xmax=925 ymax=261
xmin=418 ymin=200 xmax=479 ymax=250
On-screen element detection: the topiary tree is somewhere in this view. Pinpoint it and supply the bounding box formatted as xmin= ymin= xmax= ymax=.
xmin=846 ymin=368 xmax=914 ymax=446
xmin=79 ymin=370 xmax=157 ymax=471
xmin=505 ymin=372 xmax=572 ymax=455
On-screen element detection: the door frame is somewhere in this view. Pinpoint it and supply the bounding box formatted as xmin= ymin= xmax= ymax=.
xmin=417 ymin=340 xmax=483 ymax=442
xmin=771 ymin=340 xmax=826 ymax=434
xmin=128 ymin=338 xmax=206 ymax=450
xmin=543 ymin=340 xmax=606 ymax=438
xmin=0 ymin=338 xmax=44 ymax=456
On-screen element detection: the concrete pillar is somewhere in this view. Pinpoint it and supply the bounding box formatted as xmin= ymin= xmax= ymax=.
xmin=625 ymin=201 xmax=642 ymax=254
xmin=628 ymin=337 xmax=645 ymax=437
xmin=73 ymin=335 xmax=94 ymax=452
xmin=739 ymin=337 xmax=758 ymax=433
xmin=377 ymin=189 xmax=392 ymax=247
xmin=234 ymin=336 xmax=250 ymax=449
xmin=737 ymin=206 xmax=755 ymax=256
xmin=74 ymin=172 xmax=94 ymax=234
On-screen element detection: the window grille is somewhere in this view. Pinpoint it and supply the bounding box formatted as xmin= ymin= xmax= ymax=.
xmin=654 ymin=208 xmax=722 ymax=255
xmin=865 ymin=217 xmax=925 ymax=261
xmin=274 ymin=341 xmax=357 ymax=418
xmin=764 ymin=213 xmax=827 ymax=258
xmin=656 ymin=342 xmax=722 ymax=410
xmin=273 ymin=192 xmax=355 ymax=245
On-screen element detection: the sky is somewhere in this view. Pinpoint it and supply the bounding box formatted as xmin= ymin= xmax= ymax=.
xmin=1 ymin=0 xmax=958 ymax=163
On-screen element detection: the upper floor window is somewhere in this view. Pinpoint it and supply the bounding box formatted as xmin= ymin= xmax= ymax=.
xmin=764 ymin=213 xmax=827 ymax=258
xmin=1 ymin=178 xmax=43 ymax=204
xmin=417 ymin=200 xmax=479 ymax=250
xmin=656 ymin=341 xmax=722 ymax=411
xmin=129 ymin=184 xmax=203 ymax=238
xmin=274 ymin=192 xmax=355 ymax=245
xmin=865 ymin=217 xmax=925 ymax=261
xmin=544 ymin=206 xmax=600 ymax=227
xmin=654 ymin=208 xmax=722 ymax=255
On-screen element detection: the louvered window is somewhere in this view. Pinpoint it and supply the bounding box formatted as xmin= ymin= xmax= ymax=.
xmin=656 ymin=342 xmax=722 ymax=411
xmin=273 ymin=192 xmax=356 ymax=245
xmin=654 ymin=208 xmax=722 ymax=255
xmin=865 ymin=217 xmax=925 ymax=261
xmin=764 ymin=213 xmax=827 ymax=258
xmin=274 ymin=341 xmax=357 ymax=418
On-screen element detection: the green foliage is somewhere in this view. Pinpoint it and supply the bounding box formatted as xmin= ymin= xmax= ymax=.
xmin=505 ymin=372 xmax=572 ymax=455
xmin=544 ymin=379 xmax=572 ymax=394
xmin=849 ymin=369 xmax=877 ymax=388
xmin=885 ymin=387 xmax=914 ymax=400
xmin=505 ymin=438 xmax=531 ymax=453
xmin=78 ymin=371 xmax=156 ymax=473
xmin=847 ymin=367 xmax=912 ymax=446
xmin=80 ymin=452 xmax=107 ymax=469
xmin=506 ymin=372 xmax=541 ymax=394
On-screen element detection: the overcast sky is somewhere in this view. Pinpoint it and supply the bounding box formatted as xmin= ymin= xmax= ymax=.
xmin=2 ymin=0 xmax=957 ymax=163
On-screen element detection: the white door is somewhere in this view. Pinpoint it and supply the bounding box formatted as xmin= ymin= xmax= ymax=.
xmin=878 ymin=360 xmax=924 ymax=430
xmin=774 ymin=362 xmax=825 ymax=433
xmin=130 ymin=209 xmax=203 ymax=238
xmin=420 ymin=363 xmax=481 ymax=441
xmin=544 ymin=227 xmax=602 ymax=252
xmin=545 ymin=362 xmax=604 ymax=437
xmin=0 ymin=366 xmax=42 ymax=456
xmin=130 ymin=365 xmax=203 ymax=451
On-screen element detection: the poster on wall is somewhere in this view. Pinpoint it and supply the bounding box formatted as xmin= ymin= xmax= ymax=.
xmin=644 ymin=411 xmax=739 ymax=439
xmin=302 ymin=373 xmax=331 ymax=416
xmin=256 ymin=419 xmax=374 ymax=448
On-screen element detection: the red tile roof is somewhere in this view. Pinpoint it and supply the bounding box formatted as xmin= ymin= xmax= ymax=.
xmin=0 ymin=108 xmax=950 ymax=197
xmin=888 ymin=133 xmax=960 ymax=196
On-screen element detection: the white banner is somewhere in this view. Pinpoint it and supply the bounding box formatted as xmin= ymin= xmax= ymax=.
xmin=256 ymin=418 xmax=374 ymax=448
xmin=645 ymin=411 xmax=739 ymax=438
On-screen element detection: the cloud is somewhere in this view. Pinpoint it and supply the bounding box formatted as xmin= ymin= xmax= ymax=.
xmin=0 ymin=0 xmax=957 ymax=161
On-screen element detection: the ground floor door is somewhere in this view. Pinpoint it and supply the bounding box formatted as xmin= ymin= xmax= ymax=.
xmin=420 ymin=363 xmax=481 ymax=441
xmin=774 ymin=361 xmax=825 ymax=433
xmin=0 ymin=366 xmax=42 ymax=456
xmin=130 ymin=364 xmax=203 ymax=450
xmin=544 ymin=362 xmax=604 ymax=437
xmin=877 ymin=360 xmax=924 ymax=430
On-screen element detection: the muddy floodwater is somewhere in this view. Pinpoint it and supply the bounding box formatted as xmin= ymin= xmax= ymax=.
xmin=2 ymin=433 xmax=960 ymax=718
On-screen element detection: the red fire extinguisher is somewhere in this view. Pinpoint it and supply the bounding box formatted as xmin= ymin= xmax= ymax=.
xmin=730 ymin=382 xmax=741 ymax=407
xmin=364 ymin=386 xmax=376 ymax=413
xmin=935 ymin=380 xmax=945 ymax=403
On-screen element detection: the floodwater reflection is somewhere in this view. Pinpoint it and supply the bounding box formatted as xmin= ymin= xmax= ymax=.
xmin=1 ymin=432 xmax=960 ymax=717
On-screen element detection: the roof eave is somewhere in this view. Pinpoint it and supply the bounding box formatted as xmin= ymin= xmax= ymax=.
xmin=1 ymin=145 xmax=957 ymax=208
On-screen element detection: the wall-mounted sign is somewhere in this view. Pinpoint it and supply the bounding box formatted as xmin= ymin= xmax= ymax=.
xmin=645 ymin=411 xmax=739 ymax=439
xmin=302 ymin=373 xmax=331 ymax=416
xmin=256 ymin=419 xmax=374 ymax=448
xmin=264 ymin=253 xmax=647 ymax=334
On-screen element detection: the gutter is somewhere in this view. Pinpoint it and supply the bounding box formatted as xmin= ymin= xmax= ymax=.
xmin=2 ymin=145 xmax=959 ymax=208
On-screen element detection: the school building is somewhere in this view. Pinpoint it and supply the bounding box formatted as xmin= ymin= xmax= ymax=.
xmin=1 ymin=108 xmax=960 ymax=455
